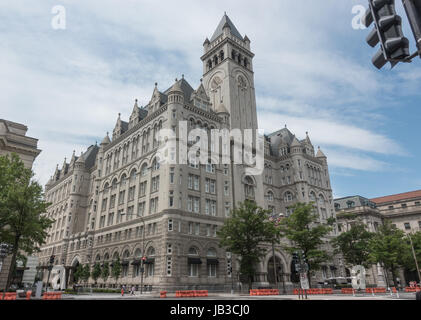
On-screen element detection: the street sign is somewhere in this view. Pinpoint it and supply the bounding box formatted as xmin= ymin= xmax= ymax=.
xmin=300 ymin=273 xmax=310 ymax=290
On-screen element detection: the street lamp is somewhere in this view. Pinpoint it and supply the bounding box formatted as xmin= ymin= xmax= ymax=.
xmin=407 ymin=228 xmax=421 ymax=285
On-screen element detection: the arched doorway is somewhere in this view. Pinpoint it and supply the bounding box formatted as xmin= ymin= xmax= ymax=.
xmin=68 ymin=259 xmax=80 ymax=286
xmin=267 ymin=257 xmax=284 ymax=284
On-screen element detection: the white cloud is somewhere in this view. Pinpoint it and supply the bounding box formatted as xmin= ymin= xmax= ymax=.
xmin=0 ymin=0 xmax=414 ymax=186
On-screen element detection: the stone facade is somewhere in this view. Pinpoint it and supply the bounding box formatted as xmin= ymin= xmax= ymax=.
xmin=0 ymin=119 xmax=41 ymax=290
xmin=36 ymin=14 xmax=337 ymax=291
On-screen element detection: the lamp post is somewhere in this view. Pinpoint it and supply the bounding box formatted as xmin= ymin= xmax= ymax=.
xmin=408 ymin=230 xmax=421 ymax=285
xmin=268 ymin=212 xmax=284 ymax=292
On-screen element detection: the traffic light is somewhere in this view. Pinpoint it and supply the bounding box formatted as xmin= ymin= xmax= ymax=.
xmin=49 ymin=255 xmax=55 ymax=264
xmin=302 ymin=251 xmax=307 ymax=264
xmin=363 ymin=0 xmax=410 ymax=69
xmin=292 ymin=252 xmax=299 ymax=263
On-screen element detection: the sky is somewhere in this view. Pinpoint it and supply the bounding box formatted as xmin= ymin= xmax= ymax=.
xmin=1 ymin=0 xmax=420 ymax=199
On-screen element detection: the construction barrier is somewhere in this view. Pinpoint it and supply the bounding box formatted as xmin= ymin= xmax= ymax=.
xmin=250 ymin=289 xmax=279 ymax=296
xmin=160 ymin=291 xmax=167 ymax=298
xmin=175 ymin=290 xmax=208 ymax=298
xmin=366 ymin=288 xmax=386 ymax=294
xmin=42 ymin=291 xmax=62 ymax=300
xmin=292 ymin=288 xmax=333 ymax=295
xmin=26 ymin=291 xmax=32 ymax=300
xmin=405 ymin=287 xmax=421 ymax=292
xmin=3 ymin=292 xmax=17 ymax=300
xmin=341 ymin=288 xmax=354 ymax=294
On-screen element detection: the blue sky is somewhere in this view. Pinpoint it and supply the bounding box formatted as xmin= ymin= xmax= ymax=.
xmin=1 ymin=0 xmax=420 ymax=199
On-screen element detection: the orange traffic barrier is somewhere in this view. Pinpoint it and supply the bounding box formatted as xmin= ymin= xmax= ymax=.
xmin=4 ymin=292 xmax=17 ymax=300
xmin=160 ymin=291 xmax=167 ymax=298
xmin=249 ymin=289 xmax=279 ymax=296
xmin=341 ymin=288 xmax=354 ymax=294
xmin=26 ymin=291 xmax=32 ymax=300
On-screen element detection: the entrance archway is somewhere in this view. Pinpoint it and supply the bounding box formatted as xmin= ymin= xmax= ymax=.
xmin=68 ymin=258 xmax=80 ymax=286
xmin=267 ymin=257 xmax=284 ymax=284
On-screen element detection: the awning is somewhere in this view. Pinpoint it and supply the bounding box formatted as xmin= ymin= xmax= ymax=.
xmin=144 ymin=258 xmax=155 ymax=265
xmin=121 ymin=260 xmax=129 ymax=266
xmin=206 ymin=258 xmax=219 ymax=265
xmin=188 ymin=257 xmax=202 ymax=265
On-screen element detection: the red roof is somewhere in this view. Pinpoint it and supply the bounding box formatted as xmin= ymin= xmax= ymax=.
xmin=371 ymin=190 xmax=421 ymax=204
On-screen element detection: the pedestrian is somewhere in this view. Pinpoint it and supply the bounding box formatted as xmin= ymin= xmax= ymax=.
xmin=131 ymin=285 xmax=135 ymax=295
xmin=121 ymin=285 xmax=125 ymax=296
xmin=416 ymin=290 xmax=421 ymax=301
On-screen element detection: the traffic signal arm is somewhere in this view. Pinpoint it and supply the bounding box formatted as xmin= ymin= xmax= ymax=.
xmin=403 ymin=0 xmax=421 ymax=53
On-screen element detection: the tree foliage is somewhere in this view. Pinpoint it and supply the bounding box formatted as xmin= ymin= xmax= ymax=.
xmin=279 ymin=202 xmax=333 ymax=285
xmin=217 ymin=200 xmax=280 ymax=289
xmin=111 ymin=258 xmax=122 ymax=283
xmin=91 ymin=263 xmax=102 ymax=283
xmin=331 ymin=218 xmax=375 ymax=268
xmin=0 ymin=153 xmax=53 ymax=290
xmin=101 ymin=262 xmax=110 ymax=282
xmin=368 ymin=221 xmax=409 ymax=286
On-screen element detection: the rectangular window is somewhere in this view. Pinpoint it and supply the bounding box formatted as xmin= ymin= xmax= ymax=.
xmin=206 ymin=224 xmax=211 ymax=237
xmin=168 ymin=219 xmax=173 ymax=232
xmin=189 ymin=263 xmax=198 ymax=277
xmin=118 ymin=191 xmax=125 ymax=205
xmin=188 ymin=222 xmax=193 ymax=234
xmin=139 ymin=181 xmax=147 ymax=197
xmin=208 ymin=264 xmax=217 ymax=277
xmin=167 ymin=256 xmax=172 ymax=276
xmin=138 ymin=202 xmax=145 ymax=216
xmin=169 ymin=191 xmax=174 ymax=207
xmin=128 ymin=186 xmax=135 ymax=201
xmin=194 ymin=197 xmax=200 ymax=213
xmin=195 ymin=223 xmax=200 ymax=235
xmin=188 ymin=196 xmax=193 ymax=212
xmin=170 ymin=167 xmax=175 ymax=184
xmin=404 ymin=223 xmax=411 ymax=230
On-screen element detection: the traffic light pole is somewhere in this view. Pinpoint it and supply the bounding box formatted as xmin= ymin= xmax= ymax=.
xmin=408 ymin=233 xmax=421 ymax=283
xmin=402 ymin=0 xmax=421 ymax=54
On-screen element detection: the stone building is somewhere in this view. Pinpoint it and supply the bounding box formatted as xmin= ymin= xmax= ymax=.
xmin=335 ymin=190 xmax=421 ymax=287
xmin=0 ymin=119 xmax=41 ymax=290
xmin=36 ymin=14 xmax=337 ymax=291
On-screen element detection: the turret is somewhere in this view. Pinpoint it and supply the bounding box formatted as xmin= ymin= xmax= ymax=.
xmin=167 ymin=78 xmax=184 ymax=105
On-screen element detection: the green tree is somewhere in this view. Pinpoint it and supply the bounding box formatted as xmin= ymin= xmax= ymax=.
xmin=0 ymin=153 xmax=53 ymax=291
xmin=217 ymin=200 xmax=279 ymax=290
xmin=111 ymin=258 xmax=122 ymax=284
xmin=73 ymin=264 xmax=83 ymax=284
xmin=81 ymin=264 xmax=91 ymax=285
xmin=279 ymin=202 xmax=333 ymax=287
xmin=91 ymin=263 xmax=102 ymax=284
xmin=368 ymin=221 xmax=409 ymax=287
xmin=331 ymin=216 xmax=375 ymax=268
xmin=101 ymin=262 xmax=110 ymax=284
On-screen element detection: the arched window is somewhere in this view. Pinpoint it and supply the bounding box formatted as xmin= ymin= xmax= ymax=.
xmin=129 ymin=169 xmax=137 ymax=183
xmin=134 ymin=248 xmax=142 ymax=258
xmin=112 ymin=179 xmax=118 ymax=190
xmin=266 ymin=191 xmax=274 ymax=202
xmin=146 ymin=247 xmax=155 ymax=277
xmin=95 ymin=254 xmax=101 ymax=262
xmin=141 ymin=163 xmax=148 ymax=176
xmin=104 ymin=253 xmax=110 ymax=261
xmin=284 ymin=191 xmax=293 ymax=202
xmin=188 ymin=247 xmax=198 ymax=255
xmin=319 ymin=194 xmax=325 ymax=205
xmin=121 ymin=174 xmax=127 ymax=187
xmin=219 ymin=50 xmax=224 ymax=61
xmin=152 ymin=158 xmax=160 ymax=171
xmin=309 ymin=192 xmax=316 ymax=202
xmin=207 ymin=248 xmax=217 ymax=257
xmin=188 ymin=247 xmax=200 ymax=277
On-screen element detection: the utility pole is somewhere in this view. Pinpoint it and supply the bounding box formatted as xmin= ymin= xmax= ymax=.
xmin=408 ymin=233 xmax=421 ymax=283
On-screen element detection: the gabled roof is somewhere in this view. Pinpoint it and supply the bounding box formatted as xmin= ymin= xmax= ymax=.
xmin=210 ymin=13 xmax=243 ymax=42
xmin=371 ymin=190 xmax=421 ymax=204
